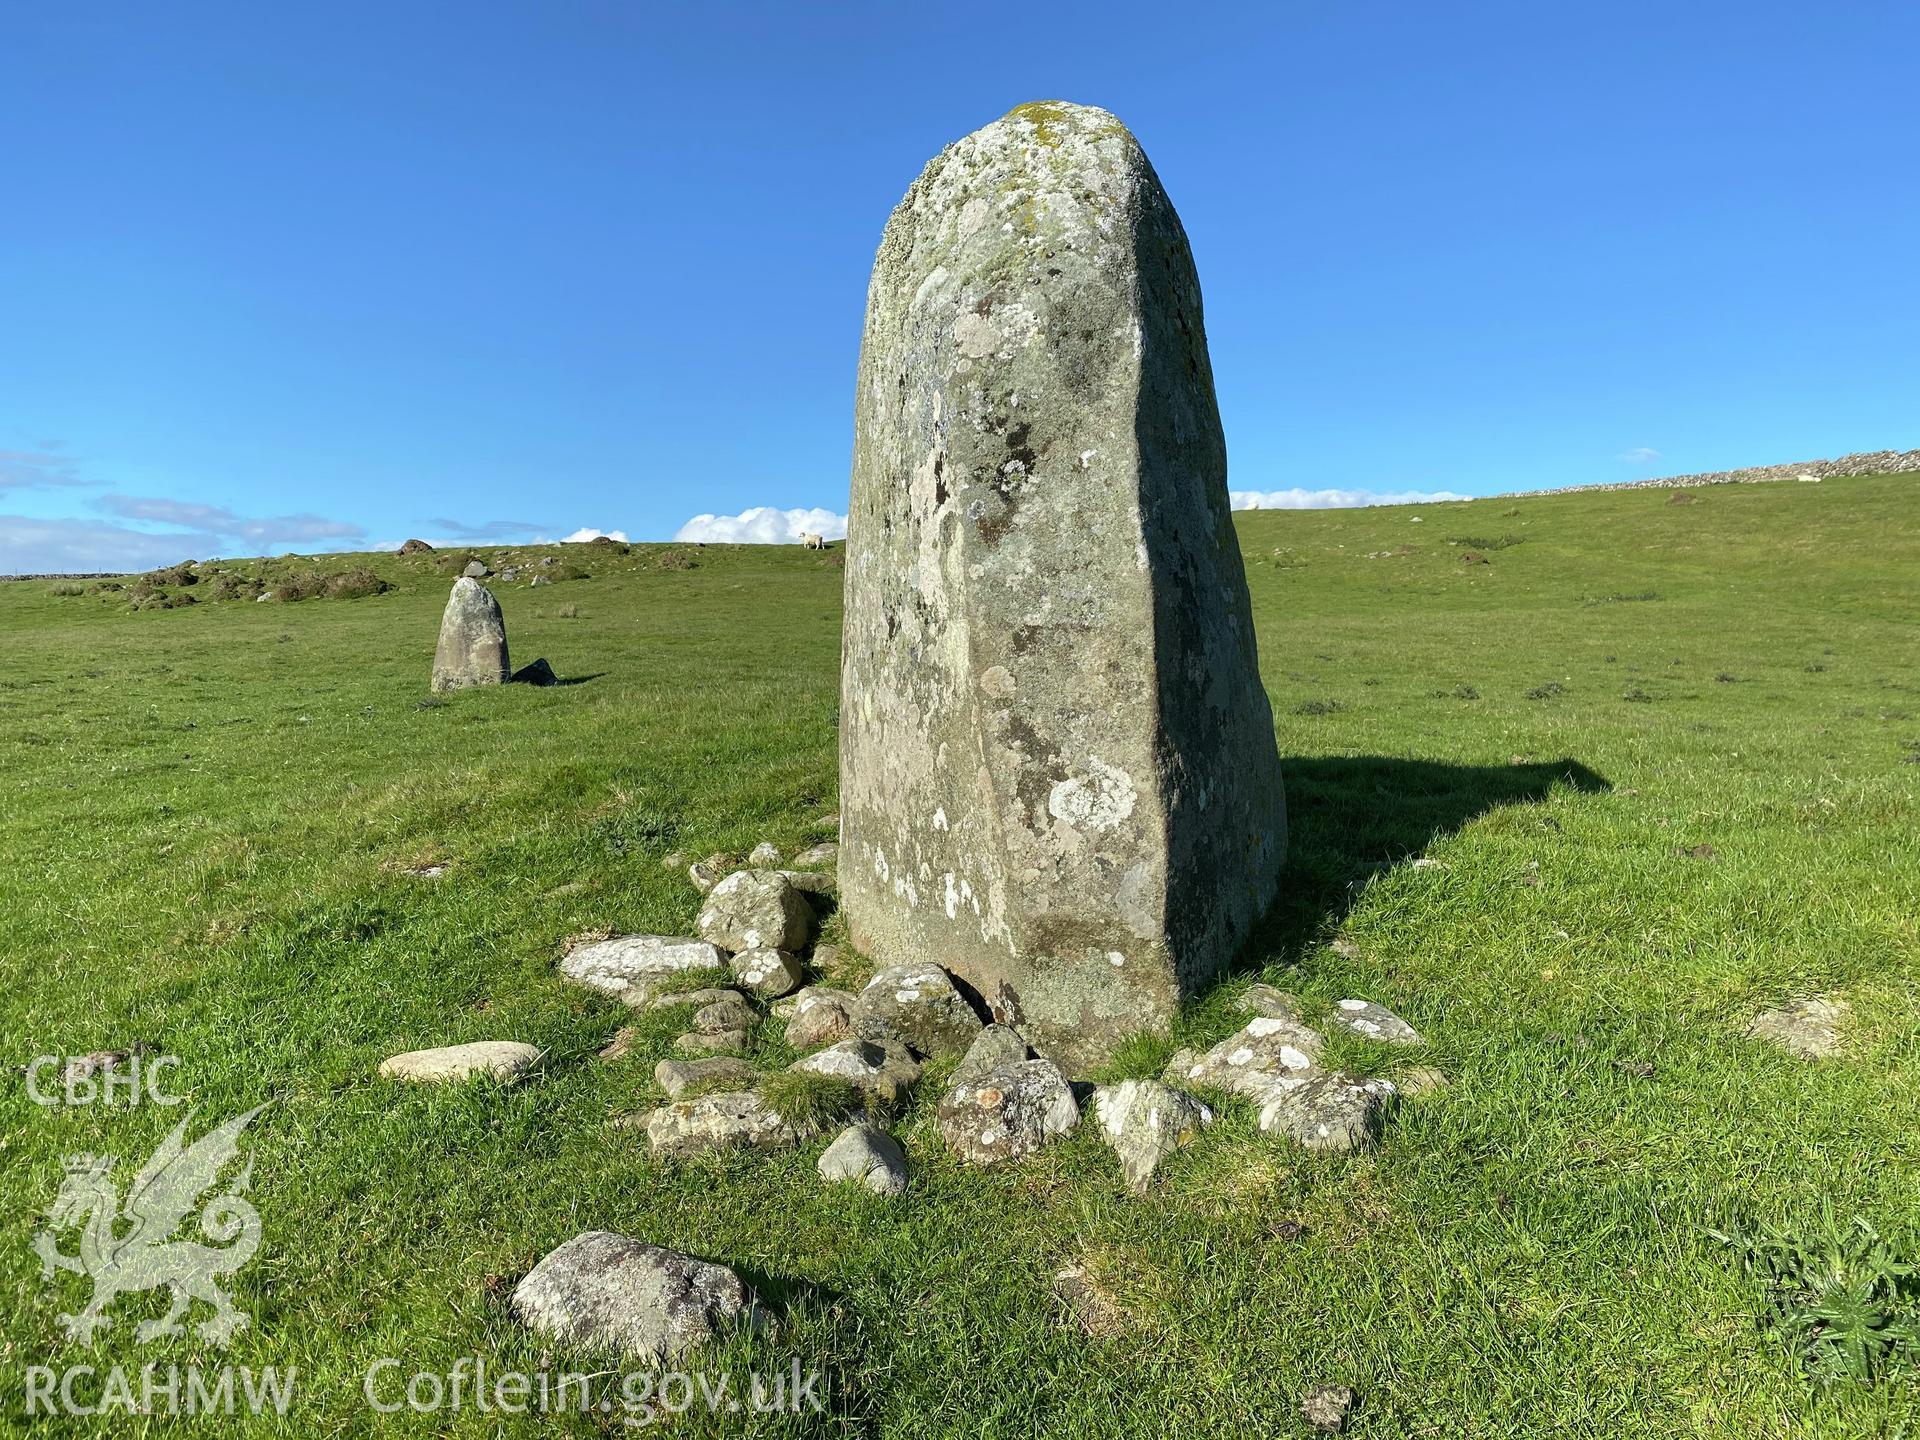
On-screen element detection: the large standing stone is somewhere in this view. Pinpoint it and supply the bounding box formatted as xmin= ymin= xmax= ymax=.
xmin=837 ymin=101 xmax=1287 ymax=1070
xmin=431 ymin=577 xmax=509 ymax=691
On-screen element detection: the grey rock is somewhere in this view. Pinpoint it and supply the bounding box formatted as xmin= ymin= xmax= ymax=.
xmin=817 ymin=1123 xmax=908 ymax=1195
xmin=431 ymin=577 xmax=510 ymax=692
xmin=461 ymin=559 xmax=491 ymax=579
xmin=850 ymin=963 xmax=983 ymax=1059
xmin=688 ymin=852 xmax=739 ymax=894
xmin=747 ymin=841 xmax=782 ymax=865
xmin=691 ymin=993 xmax=759 ymax=1035
xmin=1398 ymin=1065 xmax=1449 ymax=1098
xmin=696 ymin=870 xmax=815 ymax=953
xmin=778 ymin=987 xmax=858 ymax=1050
xmin=837 ymin=101 xmax=1287 ymax=1071
xmin=1177 ymin=1016 xmax=1326 ymax=1098
xmin=643 ymin=1091 xmax=811 ymax=1157
xmin=510 ymin=1231 xmax=762 ymax=1361
xmin=729 ymin=946 xmax=804 ymax=999
xmin=498 ymin=566 xmax=520 ymax=583
xmin=653 ymin=1056 xmax=758 ymax=1098
xmin=1301 ymin=1383 xmax=1356 ymax=1433
xmin=645 ymin=985 xmax=743 ymax=1013
xmin=598 ymin=1026 xmax=641 ymax=1061
xmin=674 ymin=1028 xmax=749 ymax=1057
xmin=1747 ymin=996 xmax=1847 ymax=1059
xmin=1236 ymin=984 xmax=1304 ymax=1021
xmin=791 ymin=841 xmax=839 ymax=868
xmin=559 ymin=935 xmax=727 ymax=1004
xmin=530 ymin=574 xmax=551 ymax=588
xmin=1328 ymin=998 xmax=1422 ymax=1046
xmin=379 ymin=1040 xmax=539 ymax=1084
xmin=1254 ymin=1073 xmax=1394 ymax=1153
xmin=789 ymin=1037 xmax=921 ymax=1106
xmin=777 ymin=869 xmax=837 ymax=898
xmin=951 ymin=1023 xmax=1030 ymax=1084
xmin=1161 ymin=1048 xmax=1198 ymax=1084
xmin=809 ymin=943 xmax=843 ymax=974
xmin=936 ymin=1058 xmax=1079 ymax=1166
xmin=510 ymin=657 xmax=558 ymax=686
xmin=1090 ymin=1079 xmax=1213 ymax=1194
xmin=1054 ymin=1262 xmax=1128 ymax=1338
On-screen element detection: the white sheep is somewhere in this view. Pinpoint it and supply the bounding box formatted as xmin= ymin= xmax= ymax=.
xmin=800 ymin=532 xmax=827 ymax=550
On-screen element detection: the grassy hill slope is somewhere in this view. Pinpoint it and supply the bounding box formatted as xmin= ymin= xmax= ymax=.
xmin=0 ymin=474 xmax=1915 ymax=1436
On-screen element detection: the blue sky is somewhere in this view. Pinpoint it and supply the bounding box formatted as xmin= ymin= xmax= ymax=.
xmin=2 ymin=1 xmax=1915 ymax=570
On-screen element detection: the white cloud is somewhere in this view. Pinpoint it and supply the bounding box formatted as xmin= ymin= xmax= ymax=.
xmin=673 ymin=507 xmax=848 ymax=545
xmin=0 ymin=448 xmax=87 ymax=491
xmin=1228 ymin=488 xmax=1468 ymax=511
xmin=558 ymin=527 xmax=630 ymax=544
xmin=98 ymin=494 xmax=366 ymax=546
xmin=0 ymin=515 xmax=229 ymax=574
xmin=1617 ymin=447 xmax=1662 ymax=465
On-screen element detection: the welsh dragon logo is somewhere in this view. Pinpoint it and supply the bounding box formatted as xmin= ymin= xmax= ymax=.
xmin=33 ymin=1106 xmax=266 ymax=1346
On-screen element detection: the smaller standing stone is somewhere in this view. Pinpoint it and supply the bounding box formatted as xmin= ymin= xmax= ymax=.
xmin=654 ymin=1057 xmax=758 ymax=1098
xmin=379 ymin=1041 xmax=540 ymax=1084
xmin=462 ymin=559 xmax=491 ymax=578
xmin=817 ymin=1124 xmax=908 ymax=1195
xmin=1301 ymin=1383 xmax=1357 ymax=1433
xmin=431 ymin=577 xmax=510 ymax=692
xmin=510 ymin=1232 xmax=762 ymax=1361
xmin=1328 ymin=999 xmax=1422 ymax=1045
xmin=510 ymin=657 xmax=558 ymax=686
xmin=778 ymin=987 xmax=858 ymax=1050
xmin=697 ymin=870 xmax=815 ymax=953
xmin=730 ymin=947 xmax=804 ymax=998
xmin=747 ymin=841 xmax=782 ymax=865
xmin=936 ymin=1059 xmax=1079 ymax=1167
xmin=1091 ymin=1080 xmax=1214 ymax=1194
xmin=850 ymin=964 xmax=984 ymax=1058
xmin=1747 ymin=996 xmax=1847 ymax=1059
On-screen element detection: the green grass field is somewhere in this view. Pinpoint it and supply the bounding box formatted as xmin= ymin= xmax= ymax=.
xmin=1 ymin=473 xmax=1916 ymax=1437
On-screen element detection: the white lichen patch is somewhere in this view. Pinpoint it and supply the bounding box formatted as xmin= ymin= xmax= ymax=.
xmin=1047 ymin=757 xmax=1137 ymax=834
